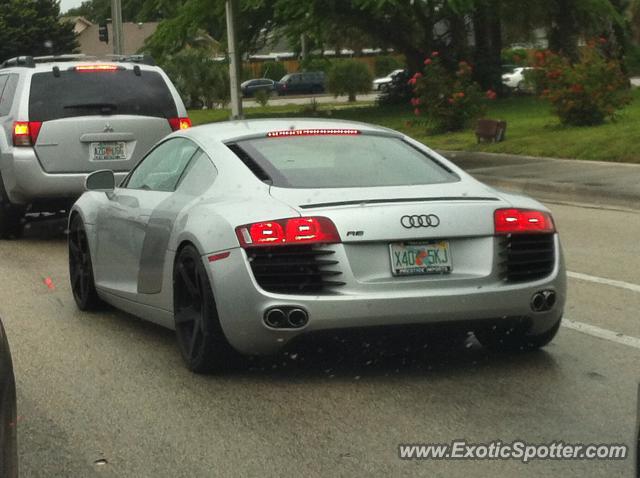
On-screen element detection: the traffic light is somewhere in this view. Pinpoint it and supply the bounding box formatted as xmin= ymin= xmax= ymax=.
xmin=98 ymin=24 xmax=109 ymax=44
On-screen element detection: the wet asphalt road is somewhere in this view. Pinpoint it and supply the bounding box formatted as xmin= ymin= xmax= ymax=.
xmin=0 ymin=201 xmax=638 ymax=477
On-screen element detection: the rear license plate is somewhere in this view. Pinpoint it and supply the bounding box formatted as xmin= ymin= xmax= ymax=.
xmin=90 ymin=142 xmax=126 ymax=161
xmin=389 ymin=241 xmax=452 ymax=276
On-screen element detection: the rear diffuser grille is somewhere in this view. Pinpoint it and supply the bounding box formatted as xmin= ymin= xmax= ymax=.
xmin=500 ymin=234 xmax=555 ymax=282
xmin=246 ymin=245 xmax=345 ymax=294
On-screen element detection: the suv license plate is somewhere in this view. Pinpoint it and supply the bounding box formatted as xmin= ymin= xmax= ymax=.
xmin=91 ymin=142 xmax=127 ymax=161
xmin=389 ymin=241 xmax=452 ymax=276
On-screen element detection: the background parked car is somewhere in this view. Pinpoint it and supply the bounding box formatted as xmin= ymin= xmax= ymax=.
xmin=502 ymin=66 xmax=535 ymax=92
xmin=0 ymin=54 xmax=189 ymax=238
xmin=241 ymin=78 xmax=276 ymax=97
xmin=276 ymin=72 xmax=325 ymax=95
xmin=372 ymin=68 xmax=406 ymax=91
xmin=0 ymin=317 xmax=17 ymax=478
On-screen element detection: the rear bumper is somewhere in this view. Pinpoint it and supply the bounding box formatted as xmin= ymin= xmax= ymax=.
xmin=206 ymin=240 xmax=567 ymax=355
xmin=1 ymin=149 xmax=127 ymax=206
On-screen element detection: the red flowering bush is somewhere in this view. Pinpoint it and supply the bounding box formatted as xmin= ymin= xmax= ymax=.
xmin=530 ymin=44 xmax=631 ymax=126
xmin=409 ymin=52 xmax=491 ymax=133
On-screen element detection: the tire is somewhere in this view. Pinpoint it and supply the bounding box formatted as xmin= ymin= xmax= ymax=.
xmin=68 ymin=214 xmax=102 ymax=310
xmin=173 ymin=245 xmax=239 ymax=373
xmin=475 ymin=317 xmax=562 ymax=353
xmin=0 ymin=177 xmax=23 ymax=240
xmin=0 ymin=206 xmax=23 ymax=239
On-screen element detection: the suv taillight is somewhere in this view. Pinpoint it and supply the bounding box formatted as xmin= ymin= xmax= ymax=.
xmin=13 ymin=121 xmax=42 ymax=146
xmin=168 ymin=117 xmax=191 ymax=131
xmin=236 ymin=217 xmax=341 ymax=248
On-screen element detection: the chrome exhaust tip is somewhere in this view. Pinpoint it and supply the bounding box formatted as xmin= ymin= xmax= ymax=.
xmin=531 ymin=290 xmax=557 ymax=312
xmin=287 ymin=308 xmax=309 ymax=328
xmin=531 ymin=293 xmax=546 ymax=312
xmin=544 ymin=290 xmax=556 ymax=309
xmin=264 ymin=308 xmax=287 ymax=328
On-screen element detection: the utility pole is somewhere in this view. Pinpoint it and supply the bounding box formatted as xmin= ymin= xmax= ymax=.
xmin=225 ymin=0 xmax=243 ymax=120
xmin=111 ymin=0 xmax=124 ymax=56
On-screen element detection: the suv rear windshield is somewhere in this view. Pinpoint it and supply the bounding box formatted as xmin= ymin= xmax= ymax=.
xmin=29 ymin=69 xmax=177 ymax=122
xmin=233 ymin=134 xmax=459 ymax=188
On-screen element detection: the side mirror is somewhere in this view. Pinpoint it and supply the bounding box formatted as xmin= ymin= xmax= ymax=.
xmin=86 ymin=170 xmax=115 ymax=192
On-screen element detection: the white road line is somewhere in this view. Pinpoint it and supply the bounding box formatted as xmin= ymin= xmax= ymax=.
xmin=562 ymin=319 xmax=640 ymax=350
xmin=568 ymin=271 xmax=640 ymax=294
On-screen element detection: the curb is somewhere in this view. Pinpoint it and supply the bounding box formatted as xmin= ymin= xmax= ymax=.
xmin=440 ymin=150 xmax=640 ymax=169
xmin=438 ymin=150 xmax=640 ymax=211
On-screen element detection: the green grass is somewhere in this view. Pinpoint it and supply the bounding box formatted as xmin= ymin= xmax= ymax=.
xmin=190 ymin=90 xmax=640 ymax=163
xmin=188 ymin=101 xmax=375 ymax=125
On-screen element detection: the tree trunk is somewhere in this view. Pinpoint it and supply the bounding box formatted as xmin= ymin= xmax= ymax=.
xmin=547 ymin=0 xmax=579 ymax=61
xmin=447 ymin=11 xmax=471 ymax=63
xmin=473 ymin=0 xmax=503 ymax=93
xmin=348 ymin=92 xmax=356 ymax=102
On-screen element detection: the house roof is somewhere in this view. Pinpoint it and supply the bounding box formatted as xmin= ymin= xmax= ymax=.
xmin=75 ymin=22 xmax=159 ymax=56
xmin=60 ymin=16 xmax=94 ymax=35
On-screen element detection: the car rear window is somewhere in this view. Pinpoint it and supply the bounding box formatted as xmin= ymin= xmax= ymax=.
xmin=29 ymin=69 xmax=177 ymax=122
xmin=233 ymin=133 xmax=459 ymax=188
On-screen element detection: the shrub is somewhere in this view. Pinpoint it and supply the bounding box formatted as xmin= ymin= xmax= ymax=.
xmin=260 ymin=61 xmax=287 ymax=81
xmin=530 ymin=43 xmax=631 ymax=126
xmin=501 ymin=48 xmax=529 ymax=66
xmin=410 ymin=52 xmax=491 ymax=133
xmin=299 ymin=97 xmax=322 ymax=116
xmin=162 ymin=49 xmax=230 ymax=109
xmin=374 ymin=55 xmax=403 ymax=76
xmin=327 ymin=60 xmax=373 ymax=102
xmin=254 ymin=89 xmax=270 ymax=107
xmin=625 ymin=44 xmax=640 ymax=76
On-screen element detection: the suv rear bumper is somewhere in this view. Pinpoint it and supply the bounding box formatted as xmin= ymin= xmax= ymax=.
xmin=1 ymin=150 xmax=127 ymax=206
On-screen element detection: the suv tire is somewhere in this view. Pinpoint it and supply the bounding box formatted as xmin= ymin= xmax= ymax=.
xmin=0 ymin=176 xmax=23 ymax=239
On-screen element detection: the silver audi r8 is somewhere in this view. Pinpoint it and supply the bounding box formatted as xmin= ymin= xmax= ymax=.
xmin=69 ymin=119 xmax=566 ymax=373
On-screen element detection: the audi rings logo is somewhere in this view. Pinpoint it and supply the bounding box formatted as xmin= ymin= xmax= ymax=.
xmin=400 ymin=214 xmax=441 ymax=228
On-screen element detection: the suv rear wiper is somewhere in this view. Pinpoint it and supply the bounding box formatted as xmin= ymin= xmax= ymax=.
xmin=64 ymin=102 xmax=118 ymax=113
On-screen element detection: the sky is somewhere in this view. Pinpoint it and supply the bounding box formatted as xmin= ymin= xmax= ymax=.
xmin=60 ymin=0 xmax=84 ymax=14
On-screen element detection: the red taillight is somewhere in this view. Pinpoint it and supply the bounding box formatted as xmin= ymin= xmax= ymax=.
xmin=494 ymin=208 xmax=556 ymax=235
xmin=12 ymin=121 xmax=42 ymax=146
xmin=236 ymin=217 xmax=341 ymax=247
xmin=168 ymin=117 xmax=192 ymax=131
xmin=75 ymin=64 xmax=119 ymax=72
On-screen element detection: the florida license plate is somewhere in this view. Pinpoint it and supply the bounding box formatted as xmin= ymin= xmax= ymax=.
xmin=91 ymin=141 xmax=126 ymax=161
xmin=389 ymin=241 xmax=452 ymax=276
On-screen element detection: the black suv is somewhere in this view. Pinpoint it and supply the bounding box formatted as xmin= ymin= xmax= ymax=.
xmin=276 ymin=72 xmax=325 ymax=95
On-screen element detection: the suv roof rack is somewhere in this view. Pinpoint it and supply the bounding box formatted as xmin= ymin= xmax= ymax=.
xmin=1 ymin=54 xmax=98 ymax=69
xmin=1 ymin=53 xmax=156 ymax=69
xmin=33 ymin=54 xmax=98 ymax=63
xmin=1 ymin=56 xmax=36 ymax=68
xmin=105 ymin=54 xmax=156 ymax=66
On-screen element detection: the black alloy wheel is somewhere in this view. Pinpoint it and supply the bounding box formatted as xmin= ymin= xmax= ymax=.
xmin=173 ymin=245 xmax=238 ymax=373
xmin=68 ymin=215 xmax=101 ymax=310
